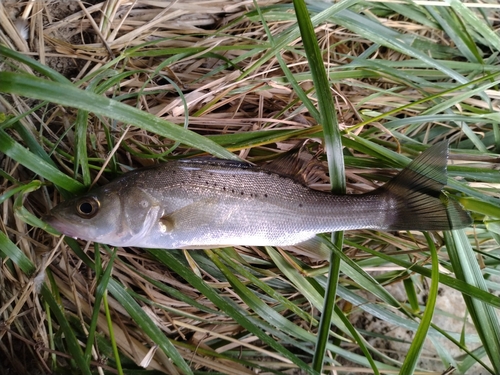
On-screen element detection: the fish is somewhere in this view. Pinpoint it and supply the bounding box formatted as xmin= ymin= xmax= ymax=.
xmin=44 ymin=141 xmax=472 ymax=249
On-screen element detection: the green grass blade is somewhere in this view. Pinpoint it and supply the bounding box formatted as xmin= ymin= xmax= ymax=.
xmin=444 ymin=230 xmax=500 ymax=373
xmin=313 ymin=255 xmax=341 ymax=370
xmin=322 ymin=236 xmax=402 ymax=309
xmin=12 ymin=120 xmax=58 ymax=168
xmin=0 ymin=44 xmax=70 ymax=83
xmin=382 ymin=3 xmax=438 ymax=29
xmin=41 ymin=284 xmax=92 ymax=375
xmin=333 ymin=304 xmax=380 ymax=375
xmin=207 ymin=250 xmax=316 ymax=342
xmin=400 ymin=233 xmax=439 ymax=373
xmin=346 ymin=240 xmax=500 ymax=309
xmin=106 ymin=279 xmax=193 ymax=374
xmin=103 ymin=292 xmax=123 ymax=375
xmin=148 ymin=248 xmax=319 ymax=375
xmin=240 ymin=0 xmax=358 ymax=81
xmin=295 ymin=1 xmax=345 ymax=191
xmin=403 ymin=275 xmax=420 ymax=312
xmin=0 ymin=129 xmax=84 ymax=193
xmin=327 ymin=9 xmax=485 ymax=91
xmin=338 ymin=283 xmax=494 ymax=372
xmin=421 ymin=78 xmax=500 ymax=115
xmin=83 ymin=247 xmax=116 ymax=362
xmin=0 ymin=231 xmax=35 ymax=275
xmin=425 ymin=6 xmax=482 ymax=63
xmin=447 ymin=0 xmax=500 ymax=52
xmin=458 ymin=197 xmax=500 ymax=219
xmin=0 ymin=72 xmax=237 ymax=160
xmin=74 ymin=109 xmax=91 ymax=185
xmin=215 ymin=248 xmax=317 ymax=323
xmin=253 ymin=1 xmax=319 ymax=120
xmin=294 ymin=1 xmax=348 ymax=371
xmin=266 ymin=247 xmax=326 ymax=310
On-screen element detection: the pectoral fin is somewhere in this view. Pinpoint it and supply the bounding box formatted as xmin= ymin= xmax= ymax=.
xmin=158 ymin=216 xmax=175 ymax=233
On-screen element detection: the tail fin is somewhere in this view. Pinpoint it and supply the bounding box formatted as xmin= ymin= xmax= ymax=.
xmin=379 ymin=141 xmax=472 ymax=231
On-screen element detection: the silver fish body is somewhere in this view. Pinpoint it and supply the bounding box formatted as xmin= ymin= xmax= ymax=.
xmin=44 ymin=142 xmax=471 ymax=248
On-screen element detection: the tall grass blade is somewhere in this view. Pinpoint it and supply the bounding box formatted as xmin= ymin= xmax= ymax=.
xmin=41 ymin=284 xmax=92 ymax=375
xmin=444 ymin=230 xmax=500 ymax=373
xmin=107 ymin=279 xmax=193 ymax=374
xmin=447 ymin=0 xmax=500 ymax=51
xmin=0 ymin=72 xmax=236 ymax=160
xmin=149 ymin=249 xmax=320 ymax=375
xmin=400 ymin=233 xmax=439 ymax=373
xmin=0 ymin=231 xmax=35 ymax=275
xmin=0 ymin=129 xmax=84 ymax=193
xmin=293 ymin=1 xmax=348 ymax=371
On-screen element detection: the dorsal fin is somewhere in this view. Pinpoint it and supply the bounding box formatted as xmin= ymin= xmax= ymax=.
xmin=261 ymin=146 xmax=328 ymax=186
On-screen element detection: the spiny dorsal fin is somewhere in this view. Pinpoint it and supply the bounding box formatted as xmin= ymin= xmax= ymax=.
xmin=261 ymin=146 xmax=328 ymax=186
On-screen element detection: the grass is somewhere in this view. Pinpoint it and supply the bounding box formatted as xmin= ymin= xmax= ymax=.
xmin=1 ymin=0 xmax=500 ymax=374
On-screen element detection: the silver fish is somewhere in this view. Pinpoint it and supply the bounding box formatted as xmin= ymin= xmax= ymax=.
xmin=44 ymin=142 xmax=471 ymax=248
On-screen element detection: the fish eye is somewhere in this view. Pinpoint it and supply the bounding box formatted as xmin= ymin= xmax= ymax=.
xmin=76 ymin=197 xmax=100 ymax=219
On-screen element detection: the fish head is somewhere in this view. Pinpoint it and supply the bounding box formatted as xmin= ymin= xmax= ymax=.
xmin=44 ymin=184 xmax=163 ymax=247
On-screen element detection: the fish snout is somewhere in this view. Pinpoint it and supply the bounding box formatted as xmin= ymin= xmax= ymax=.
xmin=42 ymin=213 xmax=55 ymax=223
xmin=42 ymin=212 xmax=74 ymax=238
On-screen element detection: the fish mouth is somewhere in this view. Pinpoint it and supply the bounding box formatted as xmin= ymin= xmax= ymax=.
xmin=42 ymin=213 xmax=58 ymax=228
xmin=43 ymin=213 xmax=79 ymax=239
xmin=42 ymin=213 xmax=59 ymax=227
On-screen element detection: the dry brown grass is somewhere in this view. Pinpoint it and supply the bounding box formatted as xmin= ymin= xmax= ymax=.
xmin=1 ymin=1 xmax=499 ymax=374
xmin=1 ymin=2 xmax=323 ymax=374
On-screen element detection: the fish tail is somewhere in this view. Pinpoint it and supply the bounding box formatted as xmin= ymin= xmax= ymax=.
xmin=379 ymin=141 xmax=472 ymax=231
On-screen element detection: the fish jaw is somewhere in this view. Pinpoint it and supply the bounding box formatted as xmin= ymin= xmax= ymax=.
xmin=44 ymin=212 xmax=85 ymax=240
xmin=43 ymin=210 xmax=113 ymax=243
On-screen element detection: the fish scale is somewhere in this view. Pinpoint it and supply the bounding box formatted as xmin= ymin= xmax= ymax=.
xmin=44 ymin=142 xmax=472 ymax=249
